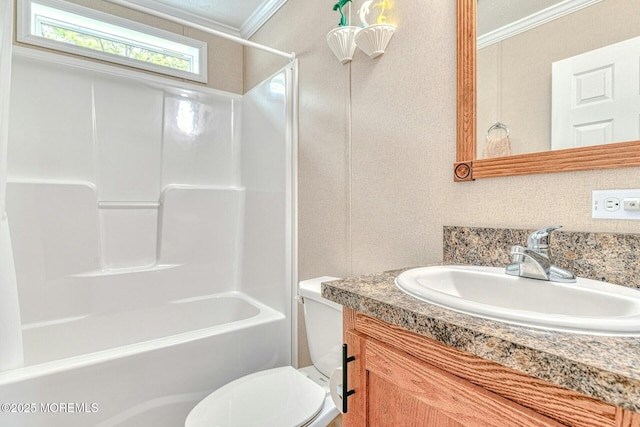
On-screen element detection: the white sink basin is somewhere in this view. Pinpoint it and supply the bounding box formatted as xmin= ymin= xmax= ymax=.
xmin=395 ymin=265 xmax=640 ymax=335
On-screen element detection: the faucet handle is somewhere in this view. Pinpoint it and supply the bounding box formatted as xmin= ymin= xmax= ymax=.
xmin=526 ymin=225 xmax=562 ymax=254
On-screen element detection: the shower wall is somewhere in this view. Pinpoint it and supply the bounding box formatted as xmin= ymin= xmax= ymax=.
xmin=239 ymin=72 xmax=291 ymax=313
xmin=0 ymin=0 xmax=23 ymax=372
xmin=5 ymin=47 xmax=276 ymax=350
xmin=0 ymin=0 xmax=10 ymax=215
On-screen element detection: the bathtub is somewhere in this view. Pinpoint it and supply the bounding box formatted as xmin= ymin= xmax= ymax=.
xmin=0 ymin=292 xmax=288 ymax=427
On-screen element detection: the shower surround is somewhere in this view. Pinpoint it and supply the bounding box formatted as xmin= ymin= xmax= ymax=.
xmin=0 ymin=46 xmax=296 ymax=427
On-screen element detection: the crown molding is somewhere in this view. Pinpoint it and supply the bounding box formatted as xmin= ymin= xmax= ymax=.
xmin=104 ymin=0 xmax=287 ymax=40
xmin=240 ymin=0 xmax=288 ymax=39
xmin=104 ymin=0 xmax=242 ymax=37
xmin=477 ymin=0 xmax=602 ymax=49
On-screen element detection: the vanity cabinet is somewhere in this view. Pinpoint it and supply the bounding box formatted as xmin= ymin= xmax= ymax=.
xmin=342 ymin=308 xmax=640 ymax=427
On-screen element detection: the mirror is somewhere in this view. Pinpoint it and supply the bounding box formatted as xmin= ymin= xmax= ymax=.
xmin=455 ymin=0 xmax=640 ymax=181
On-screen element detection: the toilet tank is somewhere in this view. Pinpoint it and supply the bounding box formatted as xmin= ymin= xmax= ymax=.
xmin=298 ymin=277 xmax=343 ymax=378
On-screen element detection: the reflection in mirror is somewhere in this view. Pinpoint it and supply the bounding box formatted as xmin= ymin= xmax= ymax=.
xmin=454 ymin=0 xmax=640 ymax=181
xmin=476 ymin=0 xmax=640 ymax=159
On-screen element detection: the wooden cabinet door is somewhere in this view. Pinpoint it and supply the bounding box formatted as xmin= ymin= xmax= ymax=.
xmin=350 ymin=336 xmax=565 ymax=427
xmin=343 ymin=310 xmax=640 ymax=427
xmin=344 ymin=329 xmax=367 ymax=427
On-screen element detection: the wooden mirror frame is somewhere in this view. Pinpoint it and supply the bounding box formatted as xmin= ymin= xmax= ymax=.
xmin=454 ymin=0 xmax=640 ymax=182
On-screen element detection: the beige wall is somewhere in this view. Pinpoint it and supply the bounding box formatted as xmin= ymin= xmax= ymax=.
xmin=13 ymin=0 xmax=244 ymax=94
xmin=477 ymin=0 xmax=640 ymax=156
xmin=13 ymin=0 xmax=640 ymax=369
xmin=247 ymin=1 xmax=640 ymax=366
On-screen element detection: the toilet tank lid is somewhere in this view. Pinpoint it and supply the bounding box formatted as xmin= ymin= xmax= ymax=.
xmin=298 ymin=276 xmax=342 ymax=306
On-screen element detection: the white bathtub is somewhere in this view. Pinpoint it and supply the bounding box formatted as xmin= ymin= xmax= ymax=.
xmin=0 ymin=292 xmax=288 ymax=427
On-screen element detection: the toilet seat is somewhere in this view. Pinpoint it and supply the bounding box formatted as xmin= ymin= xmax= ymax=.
xmin=185 ymin=366 xmax=327 ymax=427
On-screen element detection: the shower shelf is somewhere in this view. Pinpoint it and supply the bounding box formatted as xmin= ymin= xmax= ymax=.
xmin=97 ymin=201 xmax=161 ymax=209
xmin=70 ymin=263 xmax=183 ymax=277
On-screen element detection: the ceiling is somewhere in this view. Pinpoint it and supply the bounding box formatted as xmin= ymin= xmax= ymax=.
xmin=114 ymin=0 xmax=288 ymax=39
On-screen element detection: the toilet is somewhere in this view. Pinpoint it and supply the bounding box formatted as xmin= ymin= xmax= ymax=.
xmin=185 ymin=277 xmax=343 ymax=427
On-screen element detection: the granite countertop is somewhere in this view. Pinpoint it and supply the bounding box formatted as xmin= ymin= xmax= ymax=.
xmin=321 ymin=267 xmax=640 ymax=414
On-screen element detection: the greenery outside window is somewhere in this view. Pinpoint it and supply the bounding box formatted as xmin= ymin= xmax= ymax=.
xmin=18 ymin=0 xmax=208 ymax=82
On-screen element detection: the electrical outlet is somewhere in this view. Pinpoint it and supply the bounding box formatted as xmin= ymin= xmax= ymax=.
xmin=604 ymin=197 xmax=620 ymax=211
xmin=593 ymin=189 xmax=640 ymax=219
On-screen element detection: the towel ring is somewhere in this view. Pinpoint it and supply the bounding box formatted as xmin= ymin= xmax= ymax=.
xmin=486 ymin=122 xmax=510 ymax=141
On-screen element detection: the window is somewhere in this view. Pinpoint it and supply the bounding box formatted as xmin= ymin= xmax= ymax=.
xmin=18 ymin=0 xmax=208 ymax=82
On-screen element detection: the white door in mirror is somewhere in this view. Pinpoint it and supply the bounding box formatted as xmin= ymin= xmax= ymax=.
xmin=552 ymin=36 xmax=640 ymax=149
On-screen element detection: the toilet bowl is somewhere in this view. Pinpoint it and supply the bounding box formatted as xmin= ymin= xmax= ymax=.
xmin=185 ymin=277 xmax=343 ymax=427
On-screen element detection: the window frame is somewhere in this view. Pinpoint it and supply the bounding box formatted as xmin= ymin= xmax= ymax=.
xmin=17 ymin=0 xmax=208 ymax=83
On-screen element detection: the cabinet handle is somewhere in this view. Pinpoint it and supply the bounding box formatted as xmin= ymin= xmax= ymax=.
xmin=342 ymin=343 xmax=356 ymax=413
xmin=329 ymin=344 xmax=356 ymax=413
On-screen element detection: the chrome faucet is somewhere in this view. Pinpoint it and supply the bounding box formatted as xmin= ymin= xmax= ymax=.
xmin=505 ymin=226 xmax=576 ymax=283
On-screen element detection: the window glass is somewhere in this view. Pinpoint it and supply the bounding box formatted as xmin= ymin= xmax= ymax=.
xmin=18 ymin=0 xmax=207 ymax=82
